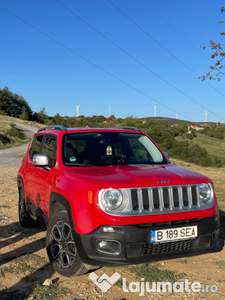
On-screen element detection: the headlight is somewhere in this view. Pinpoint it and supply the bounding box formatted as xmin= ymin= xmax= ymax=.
xmin=101 ymin=189 xmax=123 ymax=211
xmin=199 ymin=183 xmax=212 ymax=203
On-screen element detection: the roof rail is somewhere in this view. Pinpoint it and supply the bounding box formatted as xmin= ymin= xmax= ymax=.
xmin=37 ymin=125 xmax=68 ymax=133
xmin=114 ymin=126 xmax=142 ymax=132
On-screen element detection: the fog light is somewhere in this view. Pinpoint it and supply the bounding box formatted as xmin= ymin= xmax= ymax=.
xmin=99 ymin=241 xmax=108 ymax=249
xmin=102 ymin=226 xmax=115 ymax=233
xmin=96 ymin=240 xmax=122 ymax=255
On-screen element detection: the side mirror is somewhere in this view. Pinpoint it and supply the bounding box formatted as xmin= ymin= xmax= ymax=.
xmin=33 ymin=154 xmax=49 ymax=167
xmin=163 ymin=152 xmax=169 ymax=159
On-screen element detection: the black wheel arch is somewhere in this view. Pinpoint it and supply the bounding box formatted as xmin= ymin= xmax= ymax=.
xmin=17 ymin=175 xmax=24 ymax=191
xmin=49 ymin=192 xmax=96 ymax=265
xmin=49 ymin=192 xmax=74 ymax=224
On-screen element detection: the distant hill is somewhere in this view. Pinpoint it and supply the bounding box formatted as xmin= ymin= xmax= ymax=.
xmin=141 ymin=116 xmax=216 ymax=125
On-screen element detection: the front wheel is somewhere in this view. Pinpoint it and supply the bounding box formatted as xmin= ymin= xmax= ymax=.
xmin=46 ymin=211 xmax=88 ymax=277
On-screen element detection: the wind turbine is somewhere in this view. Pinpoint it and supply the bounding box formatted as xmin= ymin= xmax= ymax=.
xmin=76 ymin=103 xmax=79 ymax=117
xmin=203 ymin=110 xmax=207 ymax=122
xmin=175 ymin=111 xmax=179 ymax=119
xmin=153 ymin=105 xmax=156 ymax=117
xmin=109 ymin=104 xmax=112 ymax=117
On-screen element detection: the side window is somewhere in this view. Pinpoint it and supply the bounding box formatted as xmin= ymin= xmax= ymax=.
xmin=42 ymin=136 xmax=57 ymax=167
xmin=29 ymin=135 xmax=43 ymax=159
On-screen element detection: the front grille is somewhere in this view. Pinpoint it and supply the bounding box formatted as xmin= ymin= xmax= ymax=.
xmin=130 ymin=185 xmax=200 ymax=213
xmin=144 ymin=239 xmax=197 ymax=255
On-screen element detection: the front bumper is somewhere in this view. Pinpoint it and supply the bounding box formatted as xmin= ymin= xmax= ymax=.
xmin=74 ymin=215 xmax=220 ymax=267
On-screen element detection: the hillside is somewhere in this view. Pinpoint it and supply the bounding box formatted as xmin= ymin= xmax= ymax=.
xmin=0 ymin=115 xmax=41 ymax=149
xmin=192 ymin=133 xmax=225 ymax=160
xmin=141 ymin=116 xmax=216 ymax=125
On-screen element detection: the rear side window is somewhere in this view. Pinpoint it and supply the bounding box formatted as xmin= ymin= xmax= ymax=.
xmin=29 ymin=134 xmax=57 ymax=168
xmin=29 ymin=135 xmax=43 ymax=158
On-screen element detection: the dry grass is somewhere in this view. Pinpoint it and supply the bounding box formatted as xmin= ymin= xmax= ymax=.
xmin=0 ymin=114 xmax=42 ymax=128
xmin=171 ymin=158 xmax=225 ymax=209
xmin=176 ymin=133 xmax=225 ymax=160
xmin=0 ymin=120 xmax=11 ymax=131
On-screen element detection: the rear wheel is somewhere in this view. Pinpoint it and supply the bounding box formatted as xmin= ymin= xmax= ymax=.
xmin=46 ymin=211 xmax=88 ymax=277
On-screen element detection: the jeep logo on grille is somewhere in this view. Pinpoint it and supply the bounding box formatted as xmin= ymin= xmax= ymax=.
xmin=157 ymin=179 xmax=170 ymax=184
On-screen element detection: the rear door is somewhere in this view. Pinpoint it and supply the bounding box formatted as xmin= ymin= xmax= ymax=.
xmin=24 ymin=134 xmax=44 ymax=206
xmin=33 ymin=135 xmax=57 ymax=215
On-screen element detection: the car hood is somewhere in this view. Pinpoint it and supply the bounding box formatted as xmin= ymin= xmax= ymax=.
xmin=65 ymin=164 xmax=210 ymax=189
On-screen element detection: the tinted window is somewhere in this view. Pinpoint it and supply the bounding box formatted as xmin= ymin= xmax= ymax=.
xmin=29 ymin=135 xmax=43 ymax=158
xmin=63 ymin=132 xmax=167 ymax=166
xmin=129 ymin=138 xmax=152 ymax=162
xmin=42 ymin=136 xmax=57 ymax=167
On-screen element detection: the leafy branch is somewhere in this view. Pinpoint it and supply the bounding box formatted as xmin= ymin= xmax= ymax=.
xmin=199 ymin=7 xmax=225 ymax=81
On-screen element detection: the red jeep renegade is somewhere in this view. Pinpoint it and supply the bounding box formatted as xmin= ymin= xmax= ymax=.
xmin=17 ymin=125 xmax=220 ymax=277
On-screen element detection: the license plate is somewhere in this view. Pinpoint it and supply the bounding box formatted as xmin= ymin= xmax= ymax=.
xmin=151 ymin=226 xmax=198 ymax=243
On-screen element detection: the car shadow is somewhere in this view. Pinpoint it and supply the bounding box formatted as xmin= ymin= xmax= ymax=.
xmin=0 ymin=222 xmax=45 ymax=252
xmin=0 ymin=221 xmax=57 ymax=300
xmin=0 ymin=262 xmax=56 ymax=300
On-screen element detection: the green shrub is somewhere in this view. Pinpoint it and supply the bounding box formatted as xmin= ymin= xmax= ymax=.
xmin=7 ymin=123 xmax=25 ymax=139
xmin=170 ymin=144 xmax=223 ymax=167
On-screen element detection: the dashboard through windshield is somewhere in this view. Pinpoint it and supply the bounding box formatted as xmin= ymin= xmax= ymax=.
xmin=62 ymin=132 xmax=168 ymax=166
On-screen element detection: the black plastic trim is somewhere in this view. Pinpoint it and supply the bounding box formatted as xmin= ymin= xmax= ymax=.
xmin=76 ymin=215 xmax=220 ymax=267
xmin=38 ymin=125 xmax=68 ymax=133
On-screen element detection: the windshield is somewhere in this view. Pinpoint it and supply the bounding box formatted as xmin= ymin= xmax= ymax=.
xmin=62 ymin=132 xmax=168 ymax=166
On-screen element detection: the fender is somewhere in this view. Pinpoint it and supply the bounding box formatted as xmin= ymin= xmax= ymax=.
xmin=49 ymin=192 xmax=93 ymax=264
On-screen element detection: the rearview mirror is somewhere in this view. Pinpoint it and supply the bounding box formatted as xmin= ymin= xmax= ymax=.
xmin=33 ymin=154 xmax=49 ymax=167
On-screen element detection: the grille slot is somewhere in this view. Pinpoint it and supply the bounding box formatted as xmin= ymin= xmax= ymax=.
xmin=191 ymin=186 xmax=198 ymax=206
xmin=130 ymin=185 xmax=199 ymax=213
xmin=144 ymin=239 xmax=197 ymax=255
xmin=152 ymin=189 xmax=160 ymax=209
xmin=182 ymin=186 xmax=189 ymax=206
xmin=163 ymin=188 xmax=170 ymax=208
xmin=131 ymin=189 xmax=139 ymax=211
xmin=173 ymin=187 xmax=179 ymax=207
xmin=142 ymin=189 xmax=149 ymax=210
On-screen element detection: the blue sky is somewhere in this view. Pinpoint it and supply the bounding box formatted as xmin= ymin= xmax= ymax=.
xmin=0 ymin=0 xmax=225 ymax=122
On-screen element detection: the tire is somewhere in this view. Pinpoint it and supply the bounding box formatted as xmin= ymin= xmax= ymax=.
xmin=18 ymin=183 xmax=38 ymax=227
xmin=46 ymin=211 xmax=88 ymax=277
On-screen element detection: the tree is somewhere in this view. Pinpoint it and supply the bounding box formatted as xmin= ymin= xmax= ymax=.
xmin=0 ymin=87 xmax=33 ymax=118
xmin=19 ymin=106 xmax=29 ymax=120
xmin=52 ymin=113 xmax=66 ymax=125
xmin=200 ymin=7 xmax=225 ymax=81
xmin=36 ymin=107 xmax=48 ymax=124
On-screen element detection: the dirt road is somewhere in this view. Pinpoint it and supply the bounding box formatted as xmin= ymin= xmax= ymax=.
xmin=0 ymin=122 xmax=38 ymax=166
xmin=0 ymin=125 xmax=225 ymax=299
